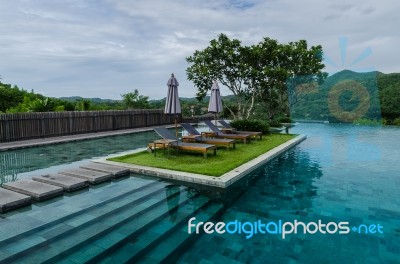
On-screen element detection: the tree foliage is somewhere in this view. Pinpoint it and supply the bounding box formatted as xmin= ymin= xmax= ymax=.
xmin=121 ymin=89 xmax=150 ymax=109
xmin=186 ymin=33 xmax=326 ymax=121
xmin=291 ymin=70 xmax=400 ymax=124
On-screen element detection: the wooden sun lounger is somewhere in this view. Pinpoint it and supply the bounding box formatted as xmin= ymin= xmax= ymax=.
xmin=203 ymin=120 xmax=251 ymax=143
xmin=153 ymin=127 xmax=217 ymax=158
xmin=218 ymin=120 xmax=263 ymax=140
xmin=180 ymin=123 xmax=236 ymax=150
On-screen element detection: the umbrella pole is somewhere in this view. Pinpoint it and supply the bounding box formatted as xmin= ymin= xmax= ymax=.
xmin=214 ymin=113 xmax=217 ymax=126
xmin=175 ymin=117 xmax=178 ymax=138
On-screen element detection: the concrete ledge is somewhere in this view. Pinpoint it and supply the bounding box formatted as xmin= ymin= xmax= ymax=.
xmin=33 ymin=174 xmax=89 ymax=192
xmin=0 ymin=124 xmax=178 ymax=151
xmin=79 ymin=163 xmax=130 ymax=178
xmin=0 ymin=188 xmax=32 ymax=213
xmin=3 ymin=179 xmax=64 ymax=201
xmin=96 ymin=134 xmax=307 ymax=188
xmin=59 ymin=168 xmax=112 ymax=184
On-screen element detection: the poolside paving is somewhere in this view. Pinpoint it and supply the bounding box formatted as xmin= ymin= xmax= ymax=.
xmin=0 ymin=125 xmax=176 ymax=151
xmin=32 ymin=174 xmax=89 ymax=192
xmin=80 ymin=162 xmax=130 ymax=178
xmin=2 ymin=179 xmax=64 ymax=201
xmin=59 ymin=168 xmax=112 ymax=184
xmin=0 ymin=188 xmax=31 ymax=213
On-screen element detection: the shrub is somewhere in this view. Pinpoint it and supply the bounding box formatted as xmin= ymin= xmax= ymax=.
xmin=353 ymin=118 xmax=382 ymax=126
xmin=278 ymin=116 xmax=292 ymax=123
xmin=269 ymin=121 xmax=282 ymax=127
xmin=393 ymin=117 xmax=400 ymax=126
xmin=229 ymin=119 xmax=270 ymax=134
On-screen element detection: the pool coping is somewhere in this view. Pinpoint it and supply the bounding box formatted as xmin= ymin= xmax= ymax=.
xmin=93 ymin=134 xmax=307 ymax=188
xmin=0 ymin=124 xmax=177 ymax=151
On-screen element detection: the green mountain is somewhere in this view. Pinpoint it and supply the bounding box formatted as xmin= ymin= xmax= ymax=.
xmin=291 ymin=70 xmax=400 ymax=124
xmin=58 ymin=96 xmax=118 ymax=103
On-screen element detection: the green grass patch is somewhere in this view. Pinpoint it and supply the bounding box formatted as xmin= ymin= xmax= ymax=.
xmin=108 ymin=134 xmax=296 ymax=176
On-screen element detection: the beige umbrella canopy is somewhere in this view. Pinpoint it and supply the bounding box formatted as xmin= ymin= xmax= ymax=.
xmin=164 ymin=73 xmax=181 ymax=137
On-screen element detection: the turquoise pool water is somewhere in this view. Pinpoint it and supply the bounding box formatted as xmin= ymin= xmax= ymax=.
xmin=179 ymin=123 xmax=400 ymax=263
xmin=0 ymin=123 xmax=399 ymax=263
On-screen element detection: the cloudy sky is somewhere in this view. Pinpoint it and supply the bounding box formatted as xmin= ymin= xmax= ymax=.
xmin=0 ymin=0 xmax=398 ymax=100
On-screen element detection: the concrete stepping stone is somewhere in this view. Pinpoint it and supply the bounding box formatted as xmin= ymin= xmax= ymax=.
xmin=32 ymin=174 xmax=89 ymax=192
xmin=79 ymin=162 xmax=130 ymax=178
xmin=0 ymin=188 xmax=32 ymax=213
xmin=2 ymin=180 xmax=64 ymax=201
xmin=59 ymin=168 xmax=112 ymax=184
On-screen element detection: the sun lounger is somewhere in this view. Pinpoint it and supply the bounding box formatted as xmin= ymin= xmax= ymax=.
xmin=180 ymin=123 xmax=235 ymax=149
xmin=203 ymin=120 xmax=251 ymax=143
xmin=218 ymin=120 xmax=262 ymax=140
xmin=153 ymin=127 xmax=217 ymax=158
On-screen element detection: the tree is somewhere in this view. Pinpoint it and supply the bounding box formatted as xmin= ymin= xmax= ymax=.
xmin=122 ymin=89 xmax=150 ymax=109
xmin=186 ymin=34 xmax=256 ymax=120
xmin=75 ymin=99 xmax=91 ymax=111
xmin=186 ymin=34 xmax=326 ymax=121
xmin=0 ymin=84 xmax=25 ymax=112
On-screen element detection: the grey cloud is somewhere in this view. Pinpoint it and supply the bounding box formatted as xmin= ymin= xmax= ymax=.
xmin=0 ymin=0 xmax=399 ymax=99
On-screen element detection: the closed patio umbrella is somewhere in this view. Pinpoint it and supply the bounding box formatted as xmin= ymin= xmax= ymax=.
xmin=164 ymin=73 xmax=181 ymax=137
xmin=208 ymin=80 xmax=223 ymax=125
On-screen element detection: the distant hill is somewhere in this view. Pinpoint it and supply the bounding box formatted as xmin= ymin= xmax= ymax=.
xmin=149 ymin=94 xmax=235 ymax=104
xmin=58 ymin=96 xmax=119 ymax=103
xmin=291 ymin=70 xmax=400 ymax=123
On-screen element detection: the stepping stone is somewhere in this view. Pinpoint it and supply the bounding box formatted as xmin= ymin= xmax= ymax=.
xmin=80 ymin=162 xmax=130 ymax=178
xmin=2 ymin=179 xmax=64 ymax=201
xmin=0 ymin=188 xmax=32 ymax=213
xmin=59 ymin=168 xmax=112 ymax=184
xmin=32 ymin=174 xmax=89 ymax=192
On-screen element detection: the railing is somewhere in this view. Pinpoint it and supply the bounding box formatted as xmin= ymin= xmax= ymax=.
xmin=0 ymin=110 xmax=179 ymax=142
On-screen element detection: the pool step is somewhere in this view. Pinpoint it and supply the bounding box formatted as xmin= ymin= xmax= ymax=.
xmin=98 ymin=200 xmax=224 ymax=264
xmin=1 ymin=186 xmax=190 ymax=264
xmin=32 ymin=173 xmax=89 ymax=192
xmin=136 ymin=203 xmax=224 ymax=264
xmin=80 ymin=162 xmax=130 ymax=178
xmin=0 ymin=187 xmax=31 ymax=213
xmin=67 ymin=191 xmax=210 ymax=264
xmin=59 ymin=168 xmax=112 ymax=184
xmin=0 ymin=179 xmax=164 ymax=262
xmin=2 ymin=179 xmax=64 ymax=201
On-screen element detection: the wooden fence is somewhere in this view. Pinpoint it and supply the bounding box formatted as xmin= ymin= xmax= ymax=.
xmin=0 ymin=110 xmax=179 ymax=143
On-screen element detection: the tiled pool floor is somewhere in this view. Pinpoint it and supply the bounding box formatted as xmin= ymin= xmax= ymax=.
xmin=178 ymin=124 xmax=400 ymax=263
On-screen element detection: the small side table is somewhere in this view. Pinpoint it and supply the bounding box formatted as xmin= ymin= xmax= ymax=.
xmin=181 ymin=135 xmax=201 ymax=143
xmin=152 ymin=139 xmax=178 ymax=157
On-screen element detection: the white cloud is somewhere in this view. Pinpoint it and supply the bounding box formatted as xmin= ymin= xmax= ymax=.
xmin=0 ymin=0 xmax=399 ymax=99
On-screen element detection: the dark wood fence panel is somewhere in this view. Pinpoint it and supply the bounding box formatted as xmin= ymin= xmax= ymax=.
xmin=0 ymin=110 xmax=177 ymax=142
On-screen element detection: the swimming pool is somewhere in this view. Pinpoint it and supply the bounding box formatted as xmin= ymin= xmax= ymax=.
xmin=179 ymin=123 xmax=400 ymax=263
xmin=0 ymin=123 xmax=399 ymax=263
xmin=0 ymin=130 xmax=158 ymax=184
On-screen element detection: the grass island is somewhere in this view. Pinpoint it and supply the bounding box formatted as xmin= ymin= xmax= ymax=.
xmin=108 ymin=134 xmax=296 ymax=177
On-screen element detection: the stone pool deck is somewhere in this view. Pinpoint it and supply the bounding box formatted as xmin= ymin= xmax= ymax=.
xmin=0 ymin=125 xmax=175 ymax=151
xmin=95 ymin=134 xmax=307 ymax=188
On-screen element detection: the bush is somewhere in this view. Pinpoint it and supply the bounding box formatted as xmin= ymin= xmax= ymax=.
xmin=229 ymin=119 xmax=270 ymax=134
xmin=278 ymin=116 xmax=292 ymax=123
xmin=269 ymin=121 xmax=282 ymax=127
xmin=393 ymin=117 xmax=400 ymax=126
xmin=353 ymin=118 xmax=382 ymax=126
